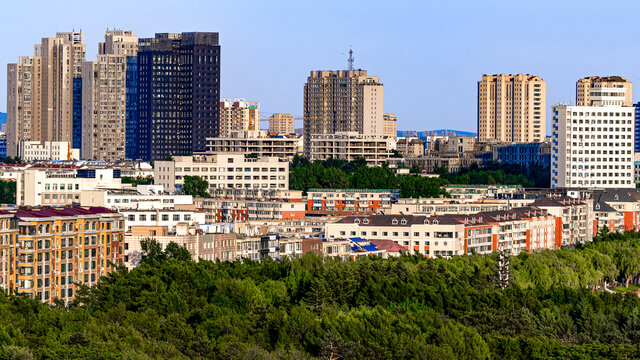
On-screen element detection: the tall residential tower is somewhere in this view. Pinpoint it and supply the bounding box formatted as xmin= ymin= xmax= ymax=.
xmin=477 ymin=74 xmax=546 ymax=143
xmin=303 ymin=70 xmax=384 ymax=156
xmin=81 ymin=30 xmax=138 ymax=161
xmin=7 ymin=32 xmax=86 ymax=157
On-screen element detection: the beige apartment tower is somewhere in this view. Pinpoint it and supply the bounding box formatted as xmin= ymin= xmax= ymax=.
xmin=6 ymin=32 xmax=85 ymax=157
xmin=6 ymin=57 xmax=42 ymax=157
xmin=82 ymin=30 xmax=138 ymax=161
xmin=576 ymin=76 xmax=632 ymax=106
xmin=219 ymin=99 xmax=260 ymax=137
xmin=383 ymin=113 xmax=397 ymax=137
xmin=477 ymin=74 xmax=546 ymax=143
xmin=303 ymin=70 xmax=384 ymax=156
xmin=269 ymin=113 xmax=295 ymax=134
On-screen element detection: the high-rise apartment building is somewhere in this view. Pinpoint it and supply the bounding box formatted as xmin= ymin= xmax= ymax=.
xmin=551 ymin=88 xmax=635 ymax=188
xmin=82 ymin=30 xmax=138 ymax=161
xmin=219 ymin=99 xmax=259 ymax=137
xmin=7 ymin=57 xmax=42 ymax=157
xmin=269 ymin=113 xmax=295 ymax=134
xmin=6 ymin=32 xmax=85 ymax=157
xmin=577 ymin=76 xmax=632 ymax=107
xmin=383 ymin=113 xmax=397 ymax=137
xmin=303 ymin=70 xmax=384 ymax=156
xmin=477 ymin=74 xmax=546 ymax=143
xmin=137 ymin=32 xmax=220 ymax=161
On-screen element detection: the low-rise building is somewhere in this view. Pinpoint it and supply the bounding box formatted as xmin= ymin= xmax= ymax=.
xmin=396 ymin=137 xmax=424 ymax=158
xmin=81 ymin=185 xmax=193 ymax=210
xmin=326 ymin=207 xmax=557 ymax=258
xmin=308 ymin=132 xmax=397 ymax=166
xmin=494 ymin=141 xmax=551 ymax=168
xmin=120 ymin=209 xmax=206 ymax=232
xmin=154 ymin=154 xmax=289 ymax=193
xmin=20 ymin=141 xmax=79 ymax=161
xmin=531 ymin=197 xmax=593 ymax=246
xmin=307 ymin=189 xmax=398 ymax=215
xmin=205 ymin=130 xmax=303 ymax=160
xmin=16 ymin=168 xmax=125 ymax=206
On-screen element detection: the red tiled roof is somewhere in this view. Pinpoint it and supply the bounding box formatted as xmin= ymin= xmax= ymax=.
xmin=368 ymin=239 xmax=407 ymax=253
xmin=14 ymin=206 xmax=118 ymax=219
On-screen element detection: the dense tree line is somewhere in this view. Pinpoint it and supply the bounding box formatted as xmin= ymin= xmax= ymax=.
xmin=289 ymin=157 xmax=549 ymax=197
xmin=0 ymin=180 xmax=16 ymax=204
xmin=121 ymin=176 xmax=154 ymax=186
xmin=289 ymin=156 xmax=448 ymax=198
xmin=2 ymin=232 xmax=640 ymax=358
xmin=439 ymin=162 xmax=550 ymax=188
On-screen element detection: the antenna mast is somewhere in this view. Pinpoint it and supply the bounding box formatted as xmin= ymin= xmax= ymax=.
xmin=348 ymin=46 xmax=354 ymax=71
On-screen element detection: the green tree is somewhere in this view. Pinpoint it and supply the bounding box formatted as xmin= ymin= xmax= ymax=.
xmin=182 ymin=175 xmax=210 ymax=197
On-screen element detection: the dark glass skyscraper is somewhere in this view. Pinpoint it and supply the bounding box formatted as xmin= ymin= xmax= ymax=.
xmin=137 ymin=32 xmax=220 ymax=161
xmin=125 ymin=56 xmax=138 ymax=160
xmin=72 ymin=77 xmax=82 ymax=149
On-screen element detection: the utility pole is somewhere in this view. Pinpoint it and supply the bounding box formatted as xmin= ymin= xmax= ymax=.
xmin=498 ymin=243 xmax=510 ymax=290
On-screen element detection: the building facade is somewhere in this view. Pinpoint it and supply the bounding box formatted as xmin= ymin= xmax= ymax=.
xmin=308 ymin=132 xmax=396 ymax=166
xmin=205 ymin=130 xmax=303 ymax=160
xmin=307 ymin=189 xmax=398 ymax=215
xmin=495 ymin=141 xmax=551 ymax=168
xmin=1 ymin=207 xmax=124 ymax=304
xmin=81 ymin=30 xmax=138 ymax=161
xmin=577 ymin=76 xmax=632 ymax=107
xmin=551 ymin=91 xmax=635 ymax=188
xmin=477 ymin=74 xmax=546 ymax=143
xmin=219 ymin=99 xmax=260 ymax=137
xmin=154 ymin=154 xmax=289 ymax=193
xmin=269 ymin=113 xmax=295 ymax=134
xmin=19 ymin=141 xmax=79 ymax=161
xmin=303 ymin=70 xmax=384 ymax=156
xmin=383 ymin=113 xmax=397 ymax=137
xmin=137 ymin=32 xmax=221 ymax=160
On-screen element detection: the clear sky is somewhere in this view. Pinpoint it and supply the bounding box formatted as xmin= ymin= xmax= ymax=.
xmin=1 ymin=0 xmax=639 ymax=133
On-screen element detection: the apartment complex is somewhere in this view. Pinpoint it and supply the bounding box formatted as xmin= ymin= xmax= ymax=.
xmin=577 ymin=76 xmax=632 ymax=107
xmin=308 ymin=132 xmax=396 ymax=166
xmin=383 ymin=113 xmax=397 ymax=137
xmin=154 ymin=154 xmax=289 ymax=193
xmin=137 ymin=32 xmax=221 ymax=160
xmin=477 ymin=74 xmax=546 ymax=143
xmin=269 ymin=113 xmax=295 ymax=134
xmin=81 ymin=30 xmax=138 ymax=161
xmin=7 ymin=32 xmax=86 ymax=157
xmin=551 ymin=89 xmax=635 ymax=188
xmin=219 ymin=99 xmax=260 ymax=137
xmin=0 ymin=207 xmax=124 ymax=304
xmin=205 ymin=130 xmax=303 ymax=159
xmin=303 ymin=70 xmax=384 ymax=156
xmin=326 ymin=207 xmax=557 ymax=258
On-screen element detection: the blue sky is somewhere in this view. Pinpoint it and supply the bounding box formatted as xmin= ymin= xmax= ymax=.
xmin=1 ymin=0 xmax=639 ymax=133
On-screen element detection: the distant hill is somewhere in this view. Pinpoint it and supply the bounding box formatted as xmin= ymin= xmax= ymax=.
xmin=397 ymin=129 xmax=477 ymax=138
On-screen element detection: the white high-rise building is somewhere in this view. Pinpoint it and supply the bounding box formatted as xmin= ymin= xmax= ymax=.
xmin=551 ymin=88 xmax=635 ymax=188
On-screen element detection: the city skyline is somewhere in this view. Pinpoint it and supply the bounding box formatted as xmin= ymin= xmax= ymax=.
xmin=2 ymin=0 xmax=640 ymax=134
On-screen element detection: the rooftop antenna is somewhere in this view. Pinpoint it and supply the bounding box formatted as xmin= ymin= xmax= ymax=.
xmin=348 ymin=46 xmax=354 ymax=71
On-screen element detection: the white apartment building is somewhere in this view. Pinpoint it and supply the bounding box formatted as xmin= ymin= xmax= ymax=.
xmin=80 ymin=185 xmax=193 ymax=210
xmin=205 ymin=130 xmax=303 ymax=160
xmin=308 ymin=132 xmax=397 ymax=166
xmin=154 ymin=154 xmax=289 ymax=193
xmin=551 ymin=89 xmax=635 ymax=188
xmin=16 ymin=168 xmax=124 ymax=206
xmin=20 ymin=141 xmax=79 ymax=161
xmin=120 ymin=209 xmax=206 ymax=233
